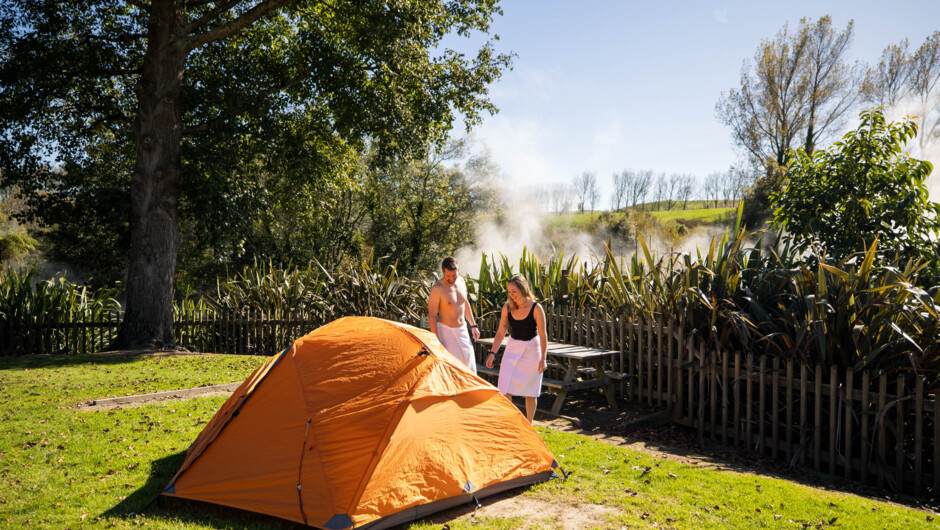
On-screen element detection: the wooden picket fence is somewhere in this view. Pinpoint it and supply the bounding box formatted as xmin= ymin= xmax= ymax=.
xmin=474 ymin=306 xmax=938 ymax=500
xmin=2 ymin=306 xmax=937 ymax=499
xmin=0 ymin=308 xmax=419 ymax=357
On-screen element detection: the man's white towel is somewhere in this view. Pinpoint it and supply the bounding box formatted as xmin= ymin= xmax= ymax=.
xmin=436 ymin=322 xmax=477 ymax=374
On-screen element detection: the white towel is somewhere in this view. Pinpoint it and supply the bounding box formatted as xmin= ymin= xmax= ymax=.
xmin=436 ymin=322 xmax=477 ymax=374
xmin=497 ymin=336 xmax=543 ymax=397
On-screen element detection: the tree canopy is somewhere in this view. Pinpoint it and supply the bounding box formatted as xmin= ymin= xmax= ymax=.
xmin=770 ymin=109 xmax=939 ymax=269
xmin=0 ymin=0 xmax=511 ymax=346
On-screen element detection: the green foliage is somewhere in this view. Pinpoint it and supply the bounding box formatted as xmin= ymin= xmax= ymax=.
xmin=771 ymin=109 xmax=940 ymax=270
xmin=739 ymin=162 xmax=787 ymax=229
xmin=363 ymin=140 xmax=498 ymax=274
xmin=0 ymin=269 xmax=121 ymax=355
xmin=204 ymin=255 xmax=430 ymax=326
xmin=0 ymin=232 xmax=38 ymax=268
xmin=0 ymin=0 xmax=511 ymax=288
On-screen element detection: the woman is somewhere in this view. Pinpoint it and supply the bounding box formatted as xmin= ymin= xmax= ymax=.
xmin=485 ymin=274 xmax=548 ymax=424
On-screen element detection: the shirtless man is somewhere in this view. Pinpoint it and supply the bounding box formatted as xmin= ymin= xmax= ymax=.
xmin=428 ymin=256 xmax=480 ymax=373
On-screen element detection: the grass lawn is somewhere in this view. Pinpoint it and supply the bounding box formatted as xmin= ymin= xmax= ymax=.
xmin=1 ymin=353 xmax=935 ymax=529
xmin=649 ymin=206 xmax=735 ymax=224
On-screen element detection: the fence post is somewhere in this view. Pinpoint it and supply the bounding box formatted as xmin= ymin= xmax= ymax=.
xmin=657 ymin=313 xmax=664 ymax=408
xmin=786 ymin=360 xmax=794 ymax=465
xmin=830 ymin=366 xmax=838 ymax=475
xmin=915 ymin=377 xmax=923 ymax=496
xmin=896 ymin=375 xmax=905 ymax=493
xmin=861 ymin=370 xmax=870 ymax=485
xmin=758 ymin=355 xmax=766 ymax=453
xmin=772 ymin=357 xmax=779 ymax=460
xmin=878 ymin=373 xmax=887 ymax=489
xmin=845 ymin=368 xmax=854 ymax=480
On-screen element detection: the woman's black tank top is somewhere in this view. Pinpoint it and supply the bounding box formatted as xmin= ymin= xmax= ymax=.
xmin=508 ymin=302 xmax=538 ymax=341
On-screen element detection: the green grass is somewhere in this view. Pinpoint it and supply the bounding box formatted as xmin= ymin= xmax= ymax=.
xmin=1 ymin=354 xmax=935 ymax=529
xmin=649 ymin=206 xmax=735 ymax=223
xmin=548 ymin=203 xmax=735 ymax=232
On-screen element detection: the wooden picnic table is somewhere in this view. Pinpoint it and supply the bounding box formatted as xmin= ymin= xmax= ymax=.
xmin=477 ymin=337 xmax=619 ymax=414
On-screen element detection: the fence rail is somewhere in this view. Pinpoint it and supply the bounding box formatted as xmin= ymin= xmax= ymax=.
xmin=1 ymin=307 xmax=936 ymax=499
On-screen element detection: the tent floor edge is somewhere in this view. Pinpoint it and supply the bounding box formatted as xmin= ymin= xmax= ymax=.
xmin=357 ymin=470 xmax=557 ymax=530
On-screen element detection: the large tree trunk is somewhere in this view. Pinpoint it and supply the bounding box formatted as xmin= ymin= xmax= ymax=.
xmin=117 ymin=1 xmax=185 ymax=348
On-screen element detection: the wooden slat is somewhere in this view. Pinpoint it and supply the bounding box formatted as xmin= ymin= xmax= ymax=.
xmin=896 ymin=375 xmax=905 ymax=493
xmin=830 ymin=367 xmax=837 ymax=475
xmin=786 ymin=360 xmax=794 ymax=465
xmin=618 ymin=318 xmax=625 ymax=399
xmin=746 ymin=354 xmax=753 ymax=449
xmin=815 ymin=364 xmax=823 ymax=470
xmin=636 ymin=318 xmax=648 ymax=401
xmin=915 ymin=377 xmax=923 ymax=496
xmin=710 ymin=347 xmax=717 ymax=440
xmin=657 ymin=313 xmax=664 ymax=407
xmin=676 ymin=318 xmax=685 ymax=419
xmin=845 ymin=369 xmax=854 ymax=480
xmin=698 ymin=342 xmax=705 ymax=443
xmin=934 ymin=391 xmax=940 ymax=499
xmin=758 ymin=355 xmax=766 ymax=453
xmin=861 ymin=370 xmax=870 ymax=485
xmin=733 ymin=352 xmax=741 ymax=447
xmin=878 ymin=373 xmax=887 ymax=489
xmin=772 ymin=357 xmax=779 ymax=459
xmin=628 ymin=317 xmax=636 ymax=401
xmin=722 ymin=348 xmax=729 ymax=444
xmin=688 ymin=335 xmax=695 ymax=432
xmin=667 ymin=318 xmax=674 ymax=410
xmin=647 ymin=318 xmax=654 ymax=407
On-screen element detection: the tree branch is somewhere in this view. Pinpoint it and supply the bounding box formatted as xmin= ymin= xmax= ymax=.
xmin=181 ymin=0 xmax=241 ymax=35
xmin=185 ymin=0 xmax=293 ymax=53
xmin=125 ymin=0 xmax=151 ymax=12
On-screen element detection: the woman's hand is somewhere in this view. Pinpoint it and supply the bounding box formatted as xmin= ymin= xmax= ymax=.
xmin=485 ymin=352 xmax=495 ymax=369
xmin=538 ymin=358 xmax=546 ymax=373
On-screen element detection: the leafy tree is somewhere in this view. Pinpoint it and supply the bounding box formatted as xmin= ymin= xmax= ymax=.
xmin=0 ymin=1 xmax=511 ymax=346
xmin=717 ymin=16 xmax=858 ymax=172
xmin=0 ymin=232 xmax=38 ymax=269
xmin=363 ymin=139 xmax=497 ymax=274
xmin=770 ymin=109 xmax=939 ymax=267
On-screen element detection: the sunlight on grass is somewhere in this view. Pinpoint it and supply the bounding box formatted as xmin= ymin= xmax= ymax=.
xmin=0 ymin=354 xmax=934 ymax=529
xmin=649 ymin=206 xmax=734 ymax=223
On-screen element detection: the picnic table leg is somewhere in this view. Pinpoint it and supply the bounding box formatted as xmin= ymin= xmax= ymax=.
xmin=551 ymin=388 xmax=567 ymax=414
xmin=594 ymin=359 xmax=619 ymax=412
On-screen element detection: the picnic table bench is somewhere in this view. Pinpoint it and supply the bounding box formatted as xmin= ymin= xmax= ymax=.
xmin=477 ymin=337 xmax=620 ymax=414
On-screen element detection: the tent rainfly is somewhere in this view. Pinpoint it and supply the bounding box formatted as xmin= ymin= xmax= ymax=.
xmin=163 ymin=316 xmax=560 ymax=529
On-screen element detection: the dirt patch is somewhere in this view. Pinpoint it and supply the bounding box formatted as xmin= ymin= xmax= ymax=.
xmin=75 ymin=382 xmax=240 ymax=411
xmin=419 ymin=493 xmax=622 ymax=529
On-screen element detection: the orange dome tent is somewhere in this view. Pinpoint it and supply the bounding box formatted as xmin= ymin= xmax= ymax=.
xmin=163 ymin=316 xmax=560 ymax=529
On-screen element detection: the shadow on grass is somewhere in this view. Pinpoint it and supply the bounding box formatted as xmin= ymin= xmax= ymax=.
xmin=102 ymin=450 xmax=295 ymax=529
xmin=0 ymin=350 xmax=235 ymax=371
xmin=554 ymin=391 xmax=940 ymax=514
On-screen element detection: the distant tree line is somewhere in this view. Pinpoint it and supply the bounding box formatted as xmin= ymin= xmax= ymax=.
xmin=531 ymin=168 xmax=749 ymax=215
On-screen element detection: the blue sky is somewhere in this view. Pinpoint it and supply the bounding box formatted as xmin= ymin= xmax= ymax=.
xmin=446 ymin=1 xmax=940 ymax=200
